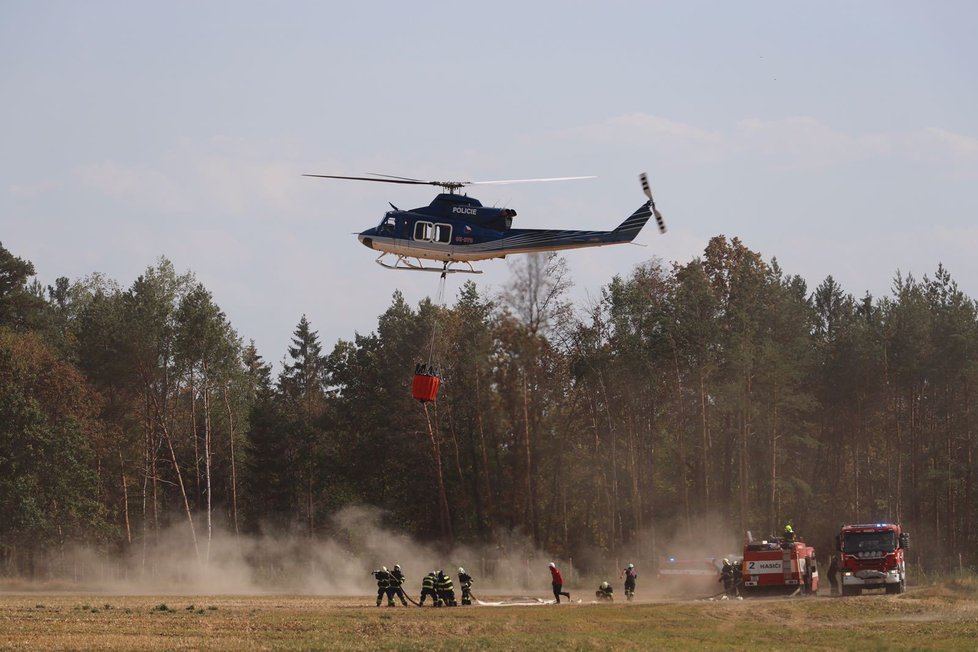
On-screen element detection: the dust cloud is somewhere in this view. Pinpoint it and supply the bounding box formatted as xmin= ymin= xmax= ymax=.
xmin=641 ymin=514 xmax=743 ymax=596
xmin=2 ymin=508 xmax=746 ymax=597
xmin=3 ymin=507 xmax=564 ymax=596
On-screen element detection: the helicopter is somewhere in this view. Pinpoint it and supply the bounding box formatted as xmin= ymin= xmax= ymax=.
xmin=303 ymin=172 xmax=666 ymax=274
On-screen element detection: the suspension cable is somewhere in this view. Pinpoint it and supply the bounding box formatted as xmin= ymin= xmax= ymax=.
xmin=425 ymin=266 xmax=448 ymax=369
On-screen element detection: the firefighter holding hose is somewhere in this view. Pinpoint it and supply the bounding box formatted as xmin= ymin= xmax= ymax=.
xmin=621 ymin=563 xmax=638 ymax=601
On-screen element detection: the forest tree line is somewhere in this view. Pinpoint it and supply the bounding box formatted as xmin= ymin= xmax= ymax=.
xmin=1 ymin=236 xmax=976 ymax=578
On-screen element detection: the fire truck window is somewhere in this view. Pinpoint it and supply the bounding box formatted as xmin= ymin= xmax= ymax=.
xmin=842 ymin=532 xmax=896 ymax=553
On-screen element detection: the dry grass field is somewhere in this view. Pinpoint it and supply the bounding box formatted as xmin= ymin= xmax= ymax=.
xmin=1 ymin=580 xmax=977 ymax=650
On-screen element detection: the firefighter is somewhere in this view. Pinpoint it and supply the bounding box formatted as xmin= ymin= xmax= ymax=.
xmin=595 ymin=581 xmax=614 ymax=601
xmin=372 ymin=566 xmax=395 ymax=607
xmin=621 ymin=562 xmax=638 ymax=601
xmin=435 ymin=570 xmax=457 ymax=607
xmin=390 ymin=564 xmax=409 ymax=606
xmin=548 ymin=562 xmax=571 ymax=604
xmin=827 ymin=555 xmax=840 ymax=596
xmin=719 ymin=558 xmax=735 ymax=596
xmin=782 ymin=523 xmax=796 ymax=545
xmin=419 ymin=571 xmax=438 ymax=606
xmin=458 ymin=567 xmax=474 ymax=606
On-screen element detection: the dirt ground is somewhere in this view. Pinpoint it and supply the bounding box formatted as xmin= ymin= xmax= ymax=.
xmin=1 ymin=583 xmax=977 ymax=650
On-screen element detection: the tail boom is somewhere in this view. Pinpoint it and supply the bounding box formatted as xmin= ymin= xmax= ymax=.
xmin=611 ymin=202 xmax=653 ymax=241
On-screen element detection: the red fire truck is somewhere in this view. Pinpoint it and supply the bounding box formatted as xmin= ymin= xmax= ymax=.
xmin=740 ymin=536 xmax=819 ymax=595
xmin=836 ymin=523 xmax=909 ymax=596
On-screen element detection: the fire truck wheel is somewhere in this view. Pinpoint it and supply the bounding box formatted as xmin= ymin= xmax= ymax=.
xmin=885 ymin=579 xmax=905 ymax=595
xmin=842 ymin=585 xmax=860 ymax=597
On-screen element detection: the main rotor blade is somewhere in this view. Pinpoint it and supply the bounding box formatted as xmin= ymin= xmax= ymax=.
xmin=303 ymin=173 xmax=594 ymax=193
xmin=366 ymin=173 xmax=430 ymax=183
xmin=365 ymin=173 xmax=595 ymax=186
xmin=467 ymin=175 xmax=596 ymax=186
xmin=302 ymin=174 xmax=435 ymax=186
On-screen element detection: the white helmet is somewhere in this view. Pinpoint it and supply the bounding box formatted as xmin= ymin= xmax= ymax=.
xmin=458 ymin=567 xmax=465 ymax=574
xmin=382 ymin=566 xmax=388 ymax=572
xmin=393 ymin=564 xmax=401 ymax=571
xmin=548 ymin=562 xmax=556 ymax=568
xmin=628 ymin=563 xmax=634 ymax=569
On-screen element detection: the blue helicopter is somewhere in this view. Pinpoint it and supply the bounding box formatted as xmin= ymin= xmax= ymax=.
xmin=304 ymin=172 xmax=666 ymax=274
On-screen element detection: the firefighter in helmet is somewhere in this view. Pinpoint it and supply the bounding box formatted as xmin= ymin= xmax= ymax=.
xmin=596 ymin=580 xmax=614 ymax=601
xmin=782 ymin=523 xmax=796 ymax=549
xmin=373 ymin=566 xmax=395 ymax=607
xmin=419 ymin=571 xmax=438 ymax=606
xmin=621 ymin=563 xmax=638 ymax=601
xmin=458 ymin=567 xmax=474 ymax=606
xmin=435 ymin=569 xmax=456 ymax=607
xmin=390 ymin=564 xmax=409 ymax=606
xmin=719 ymin=558 xmax=735 ymax=595
xmin=549 ymin=562 xmax=571 ymax=604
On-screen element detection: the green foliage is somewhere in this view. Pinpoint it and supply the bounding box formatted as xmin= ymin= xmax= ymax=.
xmin=2 ymin=236 xmax=978 ymax=574
xmin=0 ymin=331 xmax=107 ymax=547
xmin=0 ymin=242 xmax=48 ymax=333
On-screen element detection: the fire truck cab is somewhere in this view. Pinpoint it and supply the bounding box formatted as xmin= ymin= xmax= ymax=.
xmin=741 ymin=537 xmax=819 ymax=595
xmin=836 ymin=523 xmax=908 ymax=596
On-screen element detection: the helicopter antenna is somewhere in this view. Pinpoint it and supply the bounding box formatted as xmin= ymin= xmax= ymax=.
xmin=303 ymin=173 xmax=595 ymax=194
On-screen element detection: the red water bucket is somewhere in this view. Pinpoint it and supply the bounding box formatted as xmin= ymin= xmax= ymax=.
xmin=412 ymin=373 xmax=441 ymax=402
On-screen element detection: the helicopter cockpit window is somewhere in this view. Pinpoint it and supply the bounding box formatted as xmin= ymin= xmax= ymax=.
xmin=434 ymin=224 xmax=452 ymax=243
xmin=379 ymin=215 xmax=396 ymax=235
xmin=414 ymin=221 xmax=433 ymax=241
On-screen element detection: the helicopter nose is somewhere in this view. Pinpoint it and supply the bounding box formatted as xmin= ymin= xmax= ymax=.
xmin=359 ymin=234 xmax=374 ymax=250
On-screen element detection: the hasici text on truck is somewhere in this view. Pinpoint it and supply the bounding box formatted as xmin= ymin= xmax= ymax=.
xmin=836 ymin=523 xmax=909 ymax=596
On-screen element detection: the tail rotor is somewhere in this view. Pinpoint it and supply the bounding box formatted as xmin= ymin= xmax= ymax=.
xmin=640 ymin=173 xmax=667 ymax=234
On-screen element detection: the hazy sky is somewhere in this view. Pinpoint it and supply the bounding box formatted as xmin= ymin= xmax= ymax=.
xmin=3 ymin=1 xmax=976 ymax=364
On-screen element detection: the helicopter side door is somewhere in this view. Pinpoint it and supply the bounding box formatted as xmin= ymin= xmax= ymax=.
xmin=412 ymin=220 xmax=453 ymax=246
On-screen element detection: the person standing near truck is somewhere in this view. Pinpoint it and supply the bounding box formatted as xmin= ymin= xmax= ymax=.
xmin=827 ymin=555 xmax=840 ymax=596
xmin=783 ymin=524 xmax=795 ymax=543
xmin=719 ymin=558 xmax=736 ymax=596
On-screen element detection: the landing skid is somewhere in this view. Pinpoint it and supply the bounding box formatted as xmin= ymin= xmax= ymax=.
xmin=375 ymin=254 xmax=483 ymax=275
